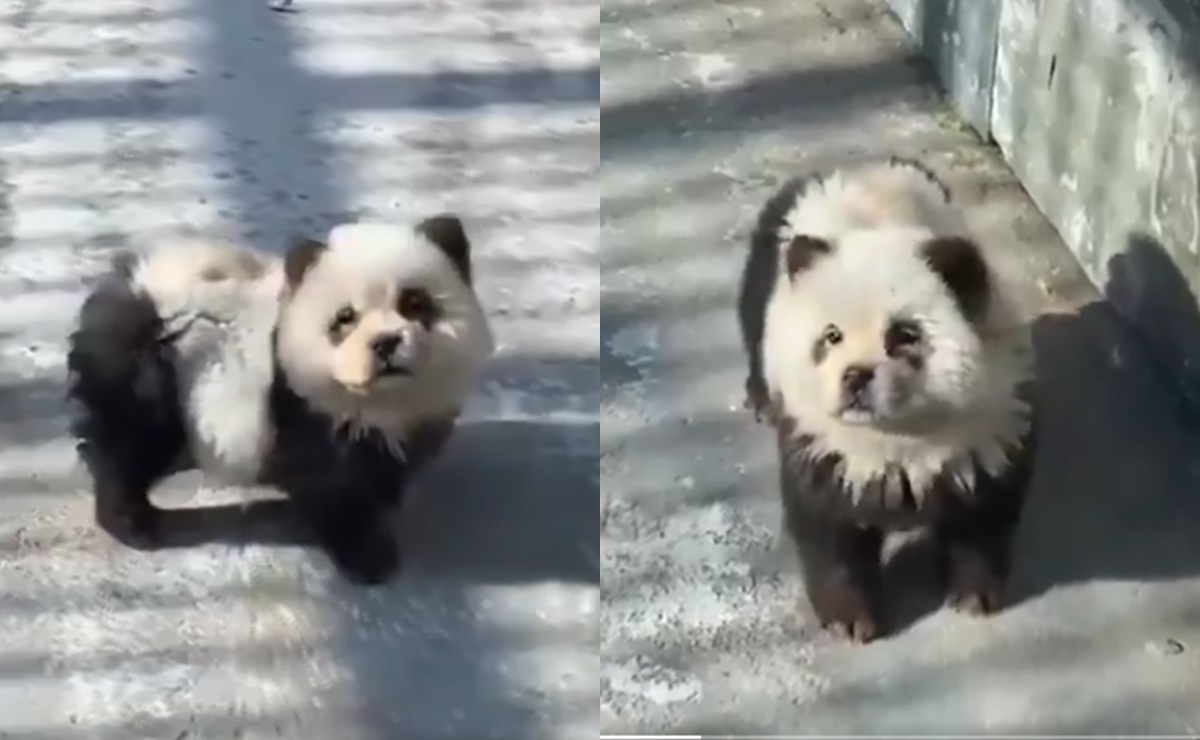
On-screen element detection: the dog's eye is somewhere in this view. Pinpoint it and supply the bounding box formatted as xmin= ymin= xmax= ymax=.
xmin=397 ymin=288 xmax=436 ymax=322
xmin=328 ymin=306 xmax=358 ymax=333
xmin=821 ymin=324 xmax=843 ymax=346
xmin=891 ymin=321 xmax=921 ymax=344
xmin=885 ymin=320 xmax=922 ymax=354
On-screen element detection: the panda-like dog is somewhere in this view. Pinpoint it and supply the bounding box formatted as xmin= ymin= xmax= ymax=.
xmin=737 ymin=158 xmax=1036 ymax=642
xmin=67 ymin=216 xmax=494 ymax=585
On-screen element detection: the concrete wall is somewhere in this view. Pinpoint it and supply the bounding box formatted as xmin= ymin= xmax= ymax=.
xmin=885 ymin=0 xmax=1200 ymax=411
xmin=885 ymin=0 xmax=1001 ymax=133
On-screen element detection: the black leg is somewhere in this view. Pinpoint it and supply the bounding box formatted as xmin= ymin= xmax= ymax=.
xmin=780 ymin=423 xmax=885 ymax=643
xmin=937 ymin=525 xmax=1016 ymax=616
xmin=935 ymin=494 xmax=1023 ymax=616
xmin=70 ymin=377 xmax=184 ymax=550
xmin=79 ymin=439 xmax=169 ymax=549
xmin=268 ymin=376 xmax=414 ymax=586
xmin=67 ymin=266 xmax=186 ymax=550
xmin=794 ymin=518 xmax=884 ymax=643
xmin=293 ymin=490 xmax=401 ymax=585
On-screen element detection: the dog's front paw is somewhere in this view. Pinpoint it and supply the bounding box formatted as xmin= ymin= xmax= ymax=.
xmin=944 ymin=548 xmax=1006 ymax=616
xmin=96 ymin=499 xmax=162 ymax=551
xmin=328 ymin=529 xmax=401 ymax=586
xmin=809 ymin=576 xmax=881 ymax=644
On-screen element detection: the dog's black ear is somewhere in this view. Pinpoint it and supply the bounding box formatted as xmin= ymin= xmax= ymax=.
xmin=283 ymin=237 xmax=326 ymax=289
xmin=921 ymin=235 xmax=991 ymax=322
xmin=785 ymin=235 xmax=832 ymax=279
xmin=417 ymin=214 xmax=472 ymax=285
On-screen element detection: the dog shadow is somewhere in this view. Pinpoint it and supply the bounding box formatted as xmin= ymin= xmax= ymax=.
xmin=147 ymin=417 xmax=598 ymax=586
xmin=878 ymin=232 xmax=1200 ymax=636
xmin=149 ymin=495 xmax=302 ymax=549
xmin=1011 ymin=233 xmax=1200 ymax=603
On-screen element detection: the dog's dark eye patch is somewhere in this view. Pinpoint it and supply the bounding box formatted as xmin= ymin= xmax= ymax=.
xmin=397 ymin=287 xmax=439 ymax=327
xmin=884 ymin=318 xmax=924 ymax=360
xmin=810 ymin=324 xmax=843 ymax=365
xmin=327 ymin=305 xmax=358 ymax=343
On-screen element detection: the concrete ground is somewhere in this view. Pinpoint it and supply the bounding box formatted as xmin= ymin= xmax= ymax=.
xmin=0 ymin=0 xmax=597 ymax=738
xmin=602 ymin=0 xmax=1200 ymax=734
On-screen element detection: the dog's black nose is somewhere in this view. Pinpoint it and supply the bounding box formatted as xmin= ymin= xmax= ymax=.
xmin=842 ymin=365 xmax=874 ymax=394
xmin=371 ymin=333 xmax=403 ymax=359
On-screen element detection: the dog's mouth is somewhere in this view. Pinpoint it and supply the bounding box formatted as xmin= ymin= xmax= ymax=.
xmin=340 ymin=364 xmax=413 ymax=395
xmin=378 ymin=363 xmax=413 ymax=378
xmin=837 ymin=388 xmax=876 ymax=420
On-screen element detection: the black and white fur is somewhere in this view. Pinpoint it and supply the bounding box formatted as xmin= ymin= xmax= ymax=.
xmin=67 ymin=216 xmax=494 ymax=585
xmin=737 ymin=158 xmax=1036 ymax=642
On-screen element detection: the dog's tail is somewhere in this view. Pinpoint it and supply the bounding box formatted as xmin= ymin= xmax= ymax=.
xmin=67 ymin=255 xmax=181 ymax=442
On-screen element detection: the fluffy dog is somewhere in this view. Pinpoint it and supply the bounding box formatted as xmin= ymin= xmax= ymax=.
xmin=67 ymin=216 xmax=494 ymax=584
xmin=737 ymin=158 xmax=1036 ymax=641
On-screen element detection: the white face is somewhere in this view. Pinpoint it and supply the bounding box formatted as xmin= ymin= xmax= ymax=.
xmin=275 ymin=223 xmax=494 ymax=428
xmin=765 ymin=228 xmax=987 ymax=434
